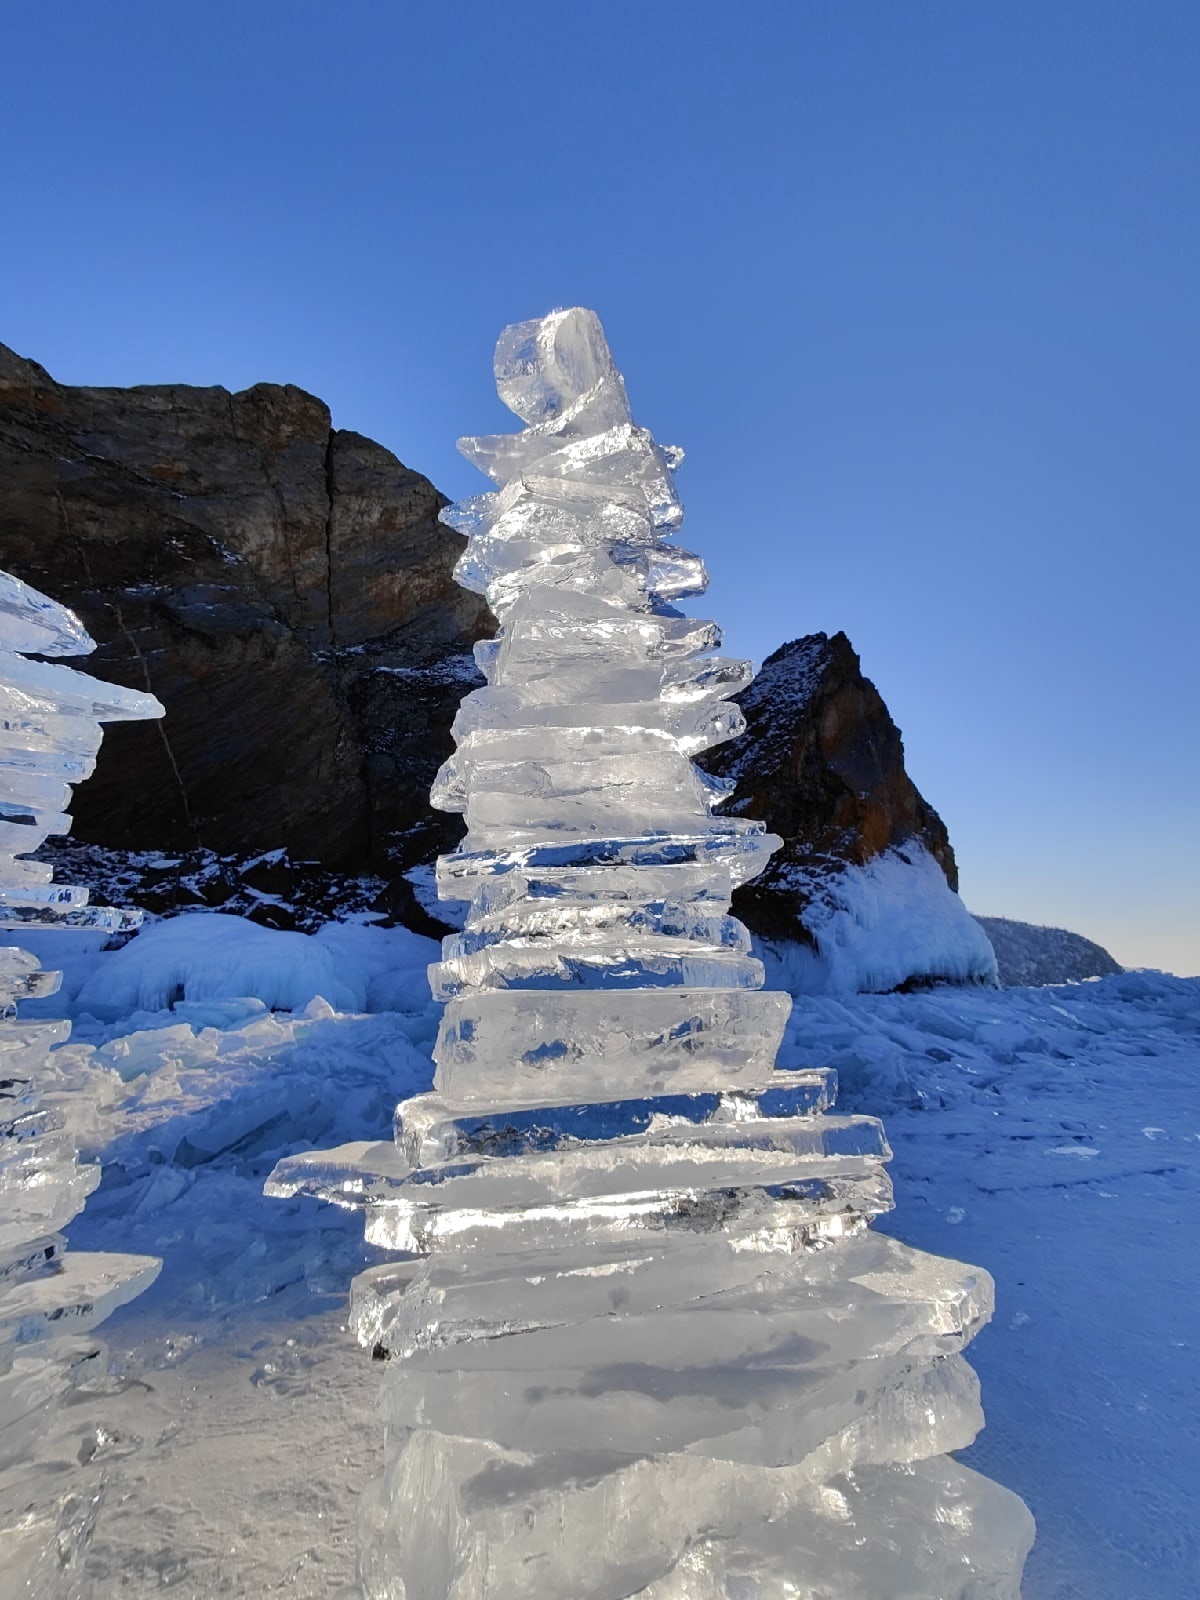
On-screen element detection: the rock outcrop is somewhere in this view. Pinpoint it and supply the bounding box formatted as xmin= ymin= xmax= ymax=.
xmin=0 ymin=343 xmax=495 ymax=875
xmin=974 ymin=916 xmax=1123 ymax=988
xmin=701 ymin=632 xmax=957 ymax=935
xmin=702 ymin=633 xmax=996 ymax=991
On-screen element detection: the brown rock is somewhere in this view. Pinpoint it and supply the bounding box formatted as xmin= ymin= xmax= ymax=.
xmin=701 ymin=632 xmax=958 ymax=942
xmin=0 ymin=342 xmax=494 ymax=872
xmin=0 ymin=343 xmax=973 ymax=971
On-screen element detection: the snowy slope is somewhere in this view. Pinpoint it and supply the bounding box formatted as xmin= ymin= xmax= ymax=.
xmin=36 ymin=920 xmax=1200 ymax=1600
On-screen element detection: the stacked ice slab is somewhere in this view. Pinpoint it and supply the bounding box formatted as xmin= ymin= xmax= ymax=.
xmin=267 ymin=311 xmax=1034 ymax=1598
xmin=0 ymin=571 xmax=162 ymax=1595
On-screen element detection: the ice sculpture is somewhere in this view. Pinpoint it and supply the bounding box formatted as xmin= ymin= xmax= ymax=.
xmin=0 ymin=570 xmax=162 ymax=1595
xmin=267 ymin=310 xmax=1035 ymax=1597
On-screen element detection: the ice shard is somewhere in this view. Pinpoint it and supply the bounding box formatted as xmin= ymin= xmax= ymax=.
xmin=0 ymin=570 xmax=162 ymax=1596
xmin=267 ymin=309 xmax=1035 ymax=1597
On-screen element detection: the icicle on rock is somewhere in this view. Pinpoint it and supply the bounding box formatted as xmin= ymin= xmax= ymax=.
xmin=267 ymin=309 xmax=1035 ymax=1598
xmin=0 ymin=569 xmax=163 ymax=1596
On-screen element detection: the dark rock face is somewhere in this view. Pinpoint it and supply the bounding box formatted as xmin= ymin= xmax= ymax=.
xmin=0 ymin=344 xmax=494 ymax=873
xmin=0 ymin=345 xmax=974 ymax=966
xmin=973 ymin=916 xmax=1123 ymax=988
xmin=702 ymin=632 xmax=958 ymax=942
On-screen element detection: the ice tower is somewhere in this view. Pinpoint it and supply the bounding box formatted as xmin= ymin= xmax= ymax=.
xmin=268 ymin=310 xmax=1035 ymax=1598
xmin=0 ymin=571 xmax=163 ymax=1594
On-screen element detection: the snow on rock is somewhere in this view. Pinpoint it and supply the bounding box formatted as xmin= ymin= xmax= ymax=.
xmin=973 ymin=914 xmax=1123 ymax=987
xmin=33 ymin=838 xmax=392 ymax=932
xmin=699 ymin=631 xmax=962 ymax=947
xmin=313 ymin=920 xmax=443 ymax=1014
xmin=697 ymin=631 xmax=995 ymax=996
xmin=760 ymin=842 xmax=998 ymax=995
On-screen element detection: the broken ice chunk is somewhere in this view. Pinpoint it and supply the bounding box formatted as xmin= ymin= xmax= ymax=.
xmin=494 ymin=307 xmax=632 ymax=429
xmin=0 ymin=571 xmax=95 ymax=659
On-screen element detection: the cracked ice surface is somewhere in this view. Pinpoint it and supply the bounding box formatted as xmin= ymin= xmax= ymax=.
xmin=267 ymin=310 xmax=1034 ymax=1598
xmin=0 ymin=569 xmax=162 ymax=1596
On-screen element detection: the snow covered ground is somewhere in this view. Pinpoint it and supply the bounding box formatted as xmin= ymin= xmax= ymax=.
xmin=32 ymin=917 xmax=1200 ymax=1599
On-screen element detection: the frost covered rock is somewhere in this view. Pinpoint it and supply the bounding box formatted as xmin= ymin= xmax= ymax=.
xmin=31 ymin=838 xmax=404 ymax=935
xmin=974 ymin=915 xmax=1123 ymax=988
xmin=702 ymin=630 xmax=995 ymax=992
xmin=268 ymin=310 xmax=1033 ymax=1597
xmin=0 ymin=569 xmax=161 ymax=1597
xmin=758 ymin=843 xmax=997 ymax=995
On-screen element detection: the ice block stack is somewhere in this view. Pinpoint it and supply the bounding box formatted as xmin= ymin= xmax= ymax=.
xmin=268 ymin=311 xmax=1034 ymax=1599
xmin=0 ymin=570 xmax=162 ymax=1595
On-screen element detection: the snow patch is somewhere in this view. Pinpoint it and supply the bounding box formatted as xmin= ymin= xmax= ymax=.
xmin=313 ymin=920 xmax=442 ymax=1014
xmin=70 ymin=912 xmax=440 ymax=1024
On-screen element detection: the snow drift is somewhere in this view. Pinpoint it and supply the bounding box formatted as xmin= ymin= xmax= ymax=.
xmin=67 ymin=914 xmax=440 ymax=1023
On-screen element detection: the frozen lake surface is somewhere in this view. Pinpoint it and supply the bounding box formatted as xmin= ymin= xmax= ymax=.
xmin=56 ymin=964 xmax=1200 ymax=1599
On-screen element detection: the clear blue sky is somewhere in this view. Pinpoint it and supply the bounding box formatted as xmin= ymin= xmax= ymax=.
xmin=2 ymin=1 xmax=1196 ymax=973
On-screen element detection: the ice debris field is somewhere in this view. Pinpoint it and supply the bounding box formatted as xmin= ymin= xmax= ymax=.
xmin=22 ymin=921 xmax=1200 ymax=1599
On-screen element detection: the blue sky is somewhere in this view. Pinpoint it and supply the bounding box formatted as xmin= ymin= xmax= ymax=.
xmin=2 ymin=1 xmax=1196 ymax=973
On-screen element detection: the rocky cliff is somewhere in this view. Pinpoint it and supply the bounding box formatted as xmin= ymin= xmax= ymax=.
xmin=2 ymin=345 xmax=994 ymax=983
xmin=0 ymin=343 xmax=494 ymax=877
